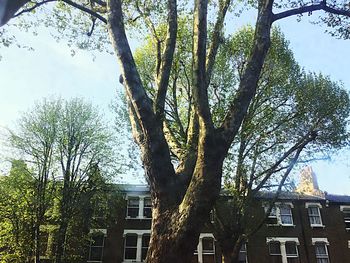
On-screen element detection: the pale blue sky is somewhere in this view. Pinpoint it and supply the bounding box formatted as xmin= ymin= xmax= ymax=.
xmin=0 ymin=9 xmax=349 ymax=194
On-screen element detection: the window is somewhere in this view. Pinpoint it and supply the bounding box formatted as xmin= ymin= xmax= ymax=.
xmin=305 ymin=203 xmax=324 ymax=227
xmin=126 ymin=196 xmax=152 ymax=219
xmin=238 ymin=243 xmax=248 ymax=263
xmin=194 ymin=234 xmax=215 ymax=263
xmin=123 ymin=230 xmax=151 ymax=262
xmin=285 ymin=242 xmax=299 ymax=263
xmin=124 ymin=234 xmax=138 ymax=260
xmin=269 ymin=241 xmax=281 ymax=255
xmin=127 ymin=197 xmax=139 ymax=218
xmin=143 ymin=198 xmax=152 ymax=218
xmin=264 ymin=203 xmax=294 ymax=226
xmin=141 ymin=234 xmax=150 ymax=261
xmin=88 ymin=232 xmax=105 ymax=263
xmin=280 ymin=205 xmax=293 ymax=225
xmin=267 ymin=238 xmax=300 ymax=263
xmin=340 ymin=206 xmax=350 ymax=230
xmin=308 ymin=206 xmax=322 ymax=226
xmin=315 ymin=243 xmax=329 ymax=263
xmin=266 ymin=206 xmax=278 ymax=225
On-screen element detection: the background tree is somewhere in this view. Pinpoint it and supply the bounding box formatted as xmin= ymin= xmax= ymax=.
xmin=1 ymin=1 xmax=350 ymax=262
xmin=0 ymin=160 xmax=35 ymax=262
xmin=8 ymin=97 xmax=115 ymax=263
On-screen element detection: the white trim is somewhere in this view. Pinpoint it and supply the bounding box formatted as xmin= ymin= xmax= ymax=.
xmin=263 ymin=203 xmax=295 ymax=227
xmin=123 ymin=229 xmax=151 ymax=236
xmin=126 ymin=195 xmax=152 ymax=219
xmin=123 ymin=230 xmax=151 ymax=263
xmin=340 ymin=205 xmax=350 ymax=211
xmin=305 ymin=202 xmax=322 ymax=208
xmin=197 ymin=233 xmax=215 ymax=263
xmin=266 ymin=237 xmax=300 ymax=245
xmin=89 ymin=229 xmax=107 ymax=236
xmin=312 ymin=238 xmax=329 ymax=245
xmin=267 ymin=238 xmax=299 ymax=263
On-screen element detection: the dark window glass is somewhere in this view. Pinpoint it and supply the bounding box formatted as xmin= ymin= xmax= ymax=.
xmin=202 ymin=237 xmax=214 ymax=253
xmin=127 ymin=197 xmax=139 ymax=218
xmin=143 ymin=198 xmax=152 ymax=218
xmin=88 ymin=233 xmax=105 ymax=262
xmin=124 ymin=234 xmax=138 ymax=260
xmin=238 ymin=243 xmax=247 ymax=263
xmin=141 ymin=234 xmax=150 ymax=260
xmin=269 ymin=241 xmax=281 ymax=255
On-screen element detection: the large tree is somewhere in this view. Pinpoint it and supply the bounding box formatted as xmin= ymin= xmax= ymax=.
xmin=1 ymin=1 xmax=350 ymax=262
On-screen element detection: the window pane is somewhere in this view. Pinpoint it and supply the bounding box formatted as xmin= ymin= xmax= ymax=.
xmin=269 ymin=242 xmax=281 ymax=255
xmin=280 ymin=206 xmax=291 ymax=215
xmin=315 ymin=244 xmax=327 ymax=256
xmin=128 ymin=198 xmax=139 ymax=206
xmin=128 ymin=208 xmax=139 ymax=218
xmin=281 ymin=215 xmax=293 ymax=225
xmin=142 ymin=234 xmax=150 ymax=247
xmin=90 ymin=247 xmax=103 ymax=261
xmin=238 ymin=243 xmax=247 ymax=263
xmin=125 ymin=235 xmax=138 ymax=247
xmin=125 ymin=248 xmax=137 ymax=260
xmin=285 ymin=242 xmax=298 ymax=256
xmin=202 ymin=237 xmax=214 ymax=253
xmin=92 ymin=235 xmax=104 ymax=246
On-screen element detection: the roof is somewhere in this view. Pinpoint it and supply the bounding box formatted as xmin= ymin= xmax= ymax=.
xmin=325 ymin=193 xmax=350 ymax=203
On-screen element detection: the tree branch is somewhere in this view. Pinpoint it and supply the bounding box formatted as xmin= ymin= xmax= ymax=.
xmin=154 ymin=0 xmax=177 ymax=121
xmin=107 ymin=0 xmax=176 ymax=200
xmin=273 ymin=1 xmax=350 ymax=22
xmin=206 ymin=0 xmax=231 ymax=87
xmin=62 ymin=0 xmax=107 ymax=24
xmin=14 ymin=0 xmax=55 ymax=18
xmin=220 ymin=0 xmax=274 ymax=150
xmin=192 ymin=0 xmax=212 ymax=130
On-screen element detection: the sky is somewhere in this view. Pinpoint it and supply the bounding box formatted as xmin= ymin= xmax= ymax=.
xmin=0 ymin=6 xmax=349 ymax=194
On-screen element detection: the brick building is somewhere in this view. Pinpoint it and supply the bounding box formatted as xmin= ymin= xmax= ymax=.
xmin=87 ymin=168 xmax=350 ymax=263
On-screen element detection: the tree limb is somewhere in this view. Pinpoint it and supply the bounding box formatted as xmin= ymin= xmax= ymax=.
xmin=154 ymin=0 xmax=177 ymax=121
xmin=206 ymin=0 xmax=231 ymax=87
xmin=107 ymin=0 xmax=176 ymax=200
xmin=273 ymin=1 xmax=350 ymax=22
xmin=220 ymin=0 xmax=274 ymax=150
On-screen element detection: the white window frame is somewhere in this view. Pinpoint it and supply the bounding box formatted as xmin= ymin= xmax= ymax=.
xmin=267 ymin=237 xmax=299 ymax=263
xmin=87 ymin=229 xmax=107 ymax=263
xmin=263 ymin=202 xmax=295 ymax=227
xmin=195 ymin=233 xmax=215 ymax=263
xmin=312 ymin=238 xmax=330 ymax=263
xmin=123 ymin=230 xmax=151 ymax=263
xmin=340 ymin=206 xmax=350 ymax=231
xmin=125 ymin=195 xmax=152 ymax=220
xmin=238 ymin=242 xmax=248 ymax=263
xmin=305 ymin=203 xmax=324 ymax=228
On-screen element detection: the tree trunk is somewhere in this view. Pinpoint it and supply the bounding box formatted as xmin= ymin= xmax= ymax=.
xmin=54 ymin=219 xmax=68 ymax=263
xmin=220 ymin=238 xmax=244 ymax=263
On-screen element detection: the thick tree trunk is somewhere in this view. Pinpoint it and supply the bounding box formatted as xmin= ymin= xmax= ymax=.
xmin=220 ymin=238 xmax=244 ymax=263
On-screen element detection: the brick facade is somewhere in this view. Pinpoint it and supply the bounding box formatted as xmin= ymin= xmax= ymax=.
xmin=88 ymin=185 xmax=350 ymax=263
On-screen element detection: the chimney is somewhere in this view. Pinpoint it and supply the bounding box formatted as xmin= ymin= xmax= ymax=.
xmin=296 ymin=166 xmax=324 ymax=197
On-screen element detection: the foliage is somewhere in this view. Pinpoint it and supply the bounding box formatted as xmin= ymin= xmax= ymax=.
xmin=5 ymin=97 xmax=117 ymax=262
xmin=0 ymin=160 xmax=35 ymax=262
